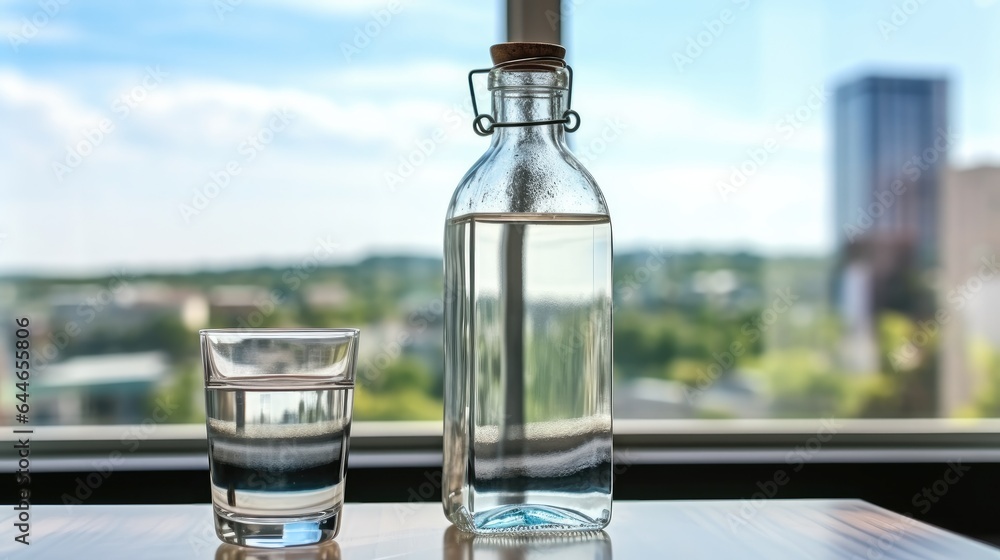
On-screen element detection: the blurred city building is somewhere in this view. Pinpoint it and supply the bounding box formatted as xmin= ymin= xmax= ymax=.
xmin=304 ymin=283 xmax=350 ymax=309
xmin=35 ymin=351 xmax=170 ymax=424
xmin=208 ymin=285 xmax=273 ymax=325
xmin=941 ymin=166 xmax=1000 ymax=415
xmin=833 ymin=75 xmax=949 ymax=373
xmin=48 ymin=282 xmax=208 ymax=334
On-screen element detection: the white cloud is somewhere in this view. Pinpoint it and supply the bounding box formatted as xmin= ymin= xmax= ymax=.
xmin=0 ymin=17 xmax=83 ymax=46
xmin=953 ymin=134 xmax=1000 ymax=169
xmin=0 ymin=64 xmax=478 ymax=159
xmin=0 ymin=69 xmax=100 ymax=131
xmin=0 ymin=65 xmax=485 ymax=271
xmin=0 ymin=64 xmax=835 ymax=273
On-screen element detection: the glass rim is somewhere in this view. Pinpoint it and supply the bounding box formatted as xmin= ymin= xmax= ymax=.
xmin=199 ymin=328 xmax=360 ymax=338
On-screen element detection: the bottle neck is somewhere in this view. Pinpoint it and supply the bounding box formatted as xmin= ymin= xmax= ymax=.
xmin=490 ymin=85 xmax=568 ymax=146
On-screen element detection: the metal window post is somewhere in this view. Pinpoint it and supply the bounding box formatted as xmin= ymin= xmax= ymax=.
xmin=506 ymin=0 xmax=561 ymax=43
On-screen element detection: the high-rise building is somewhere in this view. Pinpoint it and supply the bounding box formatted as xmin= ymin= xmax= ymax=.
xmin=832 ymin=76 xmax=949 ymax=372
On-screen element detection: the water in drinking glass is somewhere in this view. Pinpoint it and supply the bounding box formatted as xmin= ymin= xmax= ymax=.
xmin=206 ymin=386 xmax=352 ymax=521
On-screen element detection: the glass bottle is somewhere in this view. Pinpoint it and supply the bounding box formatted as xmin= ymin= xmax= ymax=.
xmin=443 ymin=42 xmax=613 ymax=534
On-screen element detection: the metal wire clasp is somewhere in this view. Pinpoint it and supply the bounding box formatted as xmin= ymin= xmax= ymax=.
xmin=467 ymin=56 xmax=581 ymax=137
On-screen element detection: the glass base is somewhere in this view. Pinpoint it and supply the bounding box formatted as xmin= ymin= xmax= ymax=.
xmin=214 ymin=508 xmax=342 ymax=548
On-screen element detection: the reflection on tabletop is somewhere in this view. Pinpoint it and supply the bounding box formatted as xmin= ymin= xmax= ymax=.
xmin=442 ymin=526 xmax=612 ymax=560
xmin=215 ymin=541 xmax=341 ymax=560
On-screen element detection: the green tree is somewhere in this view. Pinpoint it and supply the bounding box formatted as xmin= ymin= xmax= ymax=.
xmin=149 ymin=364 xmax=203 ymax=423
xmin=855 ymin=312 xmax=937 ymax=418
xmin=743 ymin=349 xmax=851 ymax=418
xmin=353 ymin=385 xmax=442 ymax=421
xmin=966 ymin=338 xmax=1000 ymax=417
xmin=364 ymin=356 xmax=434 ymax=395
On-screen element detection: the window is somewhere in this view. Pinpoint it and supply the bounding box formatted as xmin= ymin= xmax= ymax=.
xmin=5 ymin=0 xmax=1000 ymax=441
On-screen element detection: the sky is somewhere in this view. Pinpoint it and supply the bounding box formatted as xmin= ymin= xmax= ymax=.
xmin=2 ymin=0 xmax=1000 ymax=275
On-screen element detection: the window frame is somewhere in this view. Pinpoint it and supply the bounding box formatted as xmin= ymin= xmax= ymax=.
xmin=9 ymin=418 xmax=1000 ymax=473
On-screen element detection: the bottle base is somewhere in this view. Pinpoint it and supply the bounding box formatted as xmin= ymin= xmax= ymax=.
xmin=213 ymin=507 xmax=342 ymax=548
xmin=454 ymin=504 xmax=610 ymax=535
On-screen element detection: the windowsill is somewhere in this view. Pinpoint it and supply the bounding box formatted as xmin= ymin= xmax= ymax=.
xmin=6 ymin=418 xmax=1000 ymax=472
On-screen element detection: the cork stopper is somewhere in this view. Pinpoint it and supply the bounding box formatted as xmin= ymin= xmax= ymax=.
xmin=490 ymin=42 xmax=565 ymax=66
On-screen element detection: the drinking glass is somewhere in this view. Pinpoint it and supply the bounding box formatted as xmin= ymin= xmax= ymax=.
xmin=200 ymin=328 xmax=359 ymax=548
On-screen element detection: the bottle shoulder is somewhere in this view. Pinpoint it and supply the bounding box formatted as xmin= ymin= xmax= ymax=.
xmin=446 ymin=141 xmax=610 ymax=220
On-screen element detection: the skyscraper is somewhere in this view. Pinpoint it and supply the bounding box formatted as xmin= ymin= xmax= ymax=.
xmin=832 ymin=76 xmax=949 ymax=372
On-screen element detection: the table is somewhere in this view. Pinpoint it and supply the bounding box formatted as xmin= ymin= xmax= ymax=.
xmin=2 ymin=500 xmax=998 ymax=559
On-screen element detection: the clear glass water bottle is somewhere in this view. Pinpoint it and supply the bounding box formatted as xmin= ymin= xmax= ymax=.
xmin=443 ymin=42 xmax=613 ymax=534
